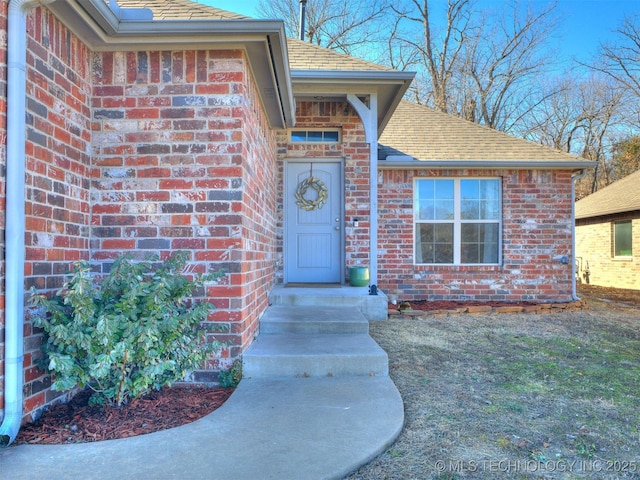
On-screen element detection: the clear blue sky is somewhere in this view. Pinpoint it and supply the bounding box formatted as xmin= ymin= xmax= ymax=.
xmin=196 ymin=0 xmax=638 ymax=64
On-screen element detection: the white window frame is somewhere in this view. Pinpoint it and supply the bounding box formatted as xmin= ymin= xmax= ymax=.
xmin=414 ymin=177 xmax=502 ymax=265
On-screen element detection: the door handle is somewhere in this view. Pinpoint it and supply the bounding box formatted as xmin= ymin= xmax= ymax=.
xmin=335 ymin=226 xmax=340 ymax=230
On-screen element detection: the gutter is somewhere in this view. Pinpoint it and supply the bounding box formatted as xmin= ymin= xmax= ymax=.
xmin=571 ymin=170 xmax=588 ymax=302
xmin=1 ymin=0 xmax=54 ymax=447
xmin=290 ymin=70 xmax=417 ymax=82
xmin=378 ymin=158 xmax=598 ymax=170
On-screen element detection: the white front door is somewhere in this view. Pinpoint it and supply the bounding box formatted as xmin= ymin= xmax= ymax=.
xmin=285 ymin=160 xmax=343 ymax=283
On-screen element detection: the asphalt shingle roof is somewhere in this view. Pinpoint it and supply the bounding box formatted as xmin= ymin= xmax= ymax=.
xmin=379 ymin=101 xmax=584 ymax=163
xmin=117 ymin=0 xmax=248 ymax=19
xmin=286 ymin=38 xmax=391 ymax=72
xmin=575 ymin=170 xmax=640 ymax=219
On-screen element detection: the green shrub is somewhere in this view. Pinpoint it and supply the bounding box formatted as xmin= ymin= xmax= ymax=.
xmin=218 ymin=359 xmax=242 ymax=388
xmin=30 ymin=252 xmax=225 ymax=407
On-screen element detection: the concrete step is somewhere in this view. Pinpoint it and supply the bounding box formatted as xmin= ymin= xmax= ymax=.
xmin=242 ymin=333 xmax=389 ymax=378
xmin=259 ymin=306 xmax=369 ymax=335
xmin=269 ymin=285 xmax=389 ymax=321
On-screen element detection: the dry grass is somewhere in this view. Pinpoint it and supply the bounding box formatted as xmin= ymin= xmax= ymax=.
xmin=346 ymin=285 xmax=640 ymax=479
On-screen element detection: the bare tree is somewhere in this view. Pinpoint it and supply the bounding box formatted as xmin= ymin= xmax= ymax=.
xmin=388 ymin=0 xmax=560 ymax=132
xmin=257 ymin=0 xmax=391 ymax=59
xmin=609 ymin=135 xmax=640 ymax=180
xmin=523 ymin=75 xmax=627 ymax=196
xmin=521 ymin=77 xmax=580 ymax=151
xmin=463 ymin=2 xmax=558 ymax=131
xmin=390 ymin=0 xmax=476 ymax=113
xmin=593 ymin=15 xmax=640 ymax=98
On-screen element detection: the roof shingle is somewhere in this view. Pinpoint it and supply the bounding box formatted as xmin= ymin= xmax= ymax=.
xmin=575 ymin=170 xmax=640 ymax=219
xmin=379 ymin=101 xmax=584 ymax=163
xmin=287 ymin=38 xmax=391 ymax=72
xmin=117 ymin=0 xmax=248 ymax=19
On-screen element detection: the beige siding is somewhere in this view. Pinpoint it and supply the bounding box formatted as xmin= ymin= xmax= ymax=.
xmin=576 ymin=216 xmax=640 ymax=290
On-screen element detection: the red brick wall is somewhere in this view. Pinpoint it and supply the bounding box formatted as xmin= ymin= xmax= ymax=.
xmin=576 ymin=214 xmax=640 ymax=289
xmin=1 ymin=6 xmax=277 ymax=423
xmin=378 ymin=169 xmax=575 ymax=302
xmin=275 ymin=101 xmax=369 ymax=282
xmin=21 ymin=7 xmax=93 ymax=418
xmin=90 ymin=48 xmax=277 ymax=382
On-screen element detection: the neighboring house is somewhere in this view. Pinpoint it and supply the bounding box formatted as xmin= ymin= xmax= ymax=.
xmin=575 ymin=170 xmax=640 ymax=289
xmin=0 ymin=0 xmax=593 ymax=430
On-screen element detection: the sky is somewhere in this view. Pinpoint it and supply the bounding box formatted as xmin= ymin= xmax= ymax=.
xmin=196 ymin=0 xmax=639 ymax=65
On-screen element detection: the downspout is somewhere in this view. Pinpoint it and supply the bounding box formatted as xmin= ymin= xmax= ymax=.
xmin=571 ymin=169 xmax=586 ymax=301
xmin=0 ymin=0 xmax=53 ymax=447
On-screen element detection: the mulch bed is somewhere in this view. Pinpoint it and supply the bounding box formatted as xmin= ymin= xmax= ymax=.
xmin=15 ymin=385 xmax=234 ymax=445
xmin=388 ymin=299 xmax=584 ymax=316
xmin=393 ymin=284 xmax=640 ymax=312
xmin=394 ymin=299 xmax=538 ymax=311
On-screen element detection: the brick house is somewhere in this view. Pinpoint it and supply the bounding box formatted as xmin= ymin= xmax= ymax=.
xmin=0 ymin=0 xmax=592 ymax=439
xmin=575 ymin=170 xmax=640 ymax=289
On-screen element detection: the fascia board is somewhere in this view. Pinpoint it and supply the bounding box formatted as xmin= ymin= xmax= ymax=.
xmin=378 ymin=158 xmax=598 ymax=170
xmin=76 ymin=0 xmax=121 ymax=35
xmin=576 ymin=208 xmax=640 ymax=220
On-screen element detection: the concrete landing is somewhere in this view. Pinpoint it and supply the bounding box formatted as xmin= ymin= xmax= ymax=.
xmin=269 ymin=284 xmax=389 ymax=321
xmin=0 ymin=376 xmax=404 ymax=480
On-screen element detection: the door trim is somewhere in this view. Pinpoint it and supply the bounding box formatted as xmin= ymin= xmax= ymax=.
xmin=284 ymin=158 xmax=345 ymax=284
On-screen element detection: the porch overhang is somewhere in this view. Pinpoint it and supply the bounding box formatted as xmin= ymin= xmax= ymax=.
xmin=290 ymin=70 xmax=415 ymax=134
xmin=46 ymin=0 xmax=296 ymax=129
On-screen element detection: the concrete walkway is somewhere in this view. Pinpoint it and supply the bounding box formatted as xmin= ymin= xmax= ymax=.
xmin=1 ymin=293 xmax=403 ymax=479
xmin=0 ymin=376 xmax=403 ymax=480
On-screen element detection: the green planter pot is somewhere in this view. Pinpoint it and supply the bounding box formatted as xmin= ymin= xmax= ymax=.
xmin=349 ymin=266 xmax=369 ymax=287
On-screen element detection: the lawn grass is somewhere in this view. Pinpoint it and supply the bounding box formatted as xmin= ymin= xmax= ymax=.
xmin=345 ymin=298 xmax=640 ymax=479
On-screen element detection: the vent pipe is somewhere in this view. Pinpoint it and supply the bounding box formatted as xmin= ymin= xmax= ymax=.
xmin=299 ymin=0 xmax=307 ymax=41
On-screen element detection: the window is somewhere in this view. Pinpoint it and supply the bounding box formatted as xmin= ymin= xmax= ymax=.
xmin=414 ymin=178 xmax=501 ymax=264
xmin=290 ymin=130 xmax=340 ymax=143
xmin=614 ymin=220 xmax=632 ymax=257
